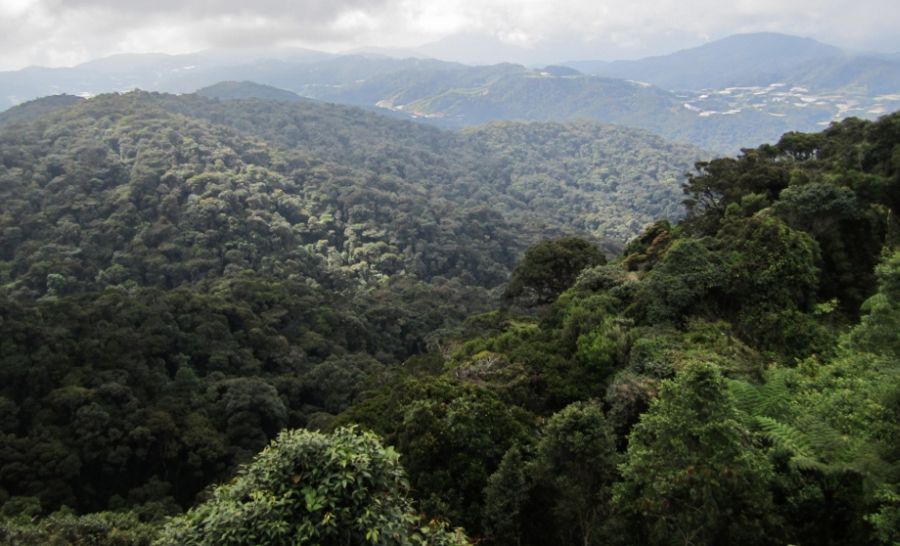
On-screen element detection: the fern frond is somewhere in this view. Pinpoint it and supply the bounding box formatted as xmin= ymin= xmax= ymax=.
xmin=728 ymin=369 xmax=794 ymax=419
xmin=757 ymin=416 xmax=814 ymax=454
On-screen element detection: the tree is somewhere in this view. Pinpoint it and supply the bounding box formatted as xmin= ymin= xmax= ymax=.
xmin=613 ymin=361 xmax=779 ymax=546
xmin=483 ymin=445 xmax=530 ymax=546
xmin=534 ymin=401 xmax=617 ymax=546
xmin=632 ymin=238 xmax=722 ymax=324
xmin=850 ymin=250 xmax=900 ymax=358
xmin=156 ymin=427 xmax=469 ymax=546
xmin=393 ymin=382 xmax=532 ymax=532
xmin=505 ymin=237 xmax=606 ymax=306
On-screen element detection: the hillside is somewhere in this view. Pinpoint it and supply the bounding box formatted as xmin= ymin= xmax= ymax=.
xmin=0 ymin=94 xmax=84 ymax=127
xmin=152 ymin=90 xmax=704 ymax=242
xmin=195 ymin=81 xmax=306 ymax=102
xmin=0 ymin=87 xmax=709 ymax=531
xmin=0 ymin=91 xmax=707 ymax=301
xmin=2 ymin=99 xmax=898 ymax=545
xmin=0 ymin=57 xmax=899 ymax=544
xmin=334 ymin=111 xmax=900 ymax=544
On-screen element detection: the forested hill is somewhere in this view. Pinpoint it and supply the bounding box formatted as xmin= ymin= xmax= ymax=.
xmin=333 ymin=112 xmax=900 ymax=545
xmin=137 ymin=90 xmax=705 ymax=242
xmin=0 ymin=90 xmax=700 ymax=524
xmin=195 ymin=81 xmax=306 ymax=103
xmin=2 ymin=90 xmax=898 ymax=546
xmin=0 ymin=94 xmax=84 ymax=128
xmin=0 ymin=89 xmax=705 ymax=300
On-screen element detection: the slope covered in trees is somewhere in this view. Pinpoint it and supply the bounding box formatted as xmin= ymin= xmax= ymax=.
xmin=0 ymin=90 xmax=699 ymax=528
xmin=195 ymin=81 xmax=306 ymax=103
xmin=0 ymin=94 xmax=84 ymax=128
xmin=337 ymin=112 xmax=900 ymax=545
xmin=126 ymin=90 xmax=704 ymax=244
xmin=1 ymin=93 xmax=899 ymax=546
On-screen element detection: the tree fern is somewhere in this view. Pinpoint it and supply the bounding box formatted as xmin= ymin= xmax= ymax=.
xmin=729 ymin=369 xmax=793 ymax=418
xmin=756 ymin=416 xmax=830 ymax=472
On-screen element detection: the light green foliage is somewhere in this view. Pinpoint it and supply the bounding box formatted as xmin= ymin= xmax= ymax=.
xmin=574 ymin=323 xmax=619 ymax=372
xmin=1 ymin=510 xmax=156 ymax=546
xmin=156 ymin=427 xmax=469 ymax=546
xmin=614 ymin=361 xmax=778 ymax=546
xmin=850 ymin=250 xmax=900 ymax=358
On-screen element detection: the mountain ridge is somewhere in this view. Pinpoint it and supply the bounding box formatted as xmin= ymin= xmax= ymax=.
xmin=2 ymin=33 xmax=899 ymax=153
xmin=565 ymin=32 xmax=900 ymax=93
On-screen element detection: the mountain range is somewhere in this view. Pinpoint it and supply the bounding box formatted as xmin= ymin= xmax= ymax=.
xmin=1 ymin=33 xmax=899 ymax=153
xmin=566 ymin=33 xmax=900 ymax=94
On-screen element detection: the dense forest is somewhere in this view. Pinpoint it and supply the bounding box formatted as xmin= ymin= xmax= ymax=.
xmin=0 ymin=91 xmax=899 ymax=545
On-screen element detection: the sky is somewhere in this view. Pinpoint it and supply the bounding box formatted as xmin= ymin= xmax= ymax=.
xmin=1 ymin=0 xmax=899 ymax=70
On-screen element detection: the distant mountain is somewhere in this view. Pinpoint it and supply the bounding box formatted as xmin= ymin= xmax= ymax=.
xmin=566 ymin=32 xmax=900 ymax=94
xmin=2 ymin=34 xmax=899 ymax=152
xmin=296 ymin=61 xmax=851 ymax=152
xmin=0 ymin=49 xmax=336 ymax=110
xmin=0 ymin=94 xmax=84 ymax=127
xmin=408 ymin=32 xmax=705 ymax=67
xmin=196 ymin=81 xmax=306 ymax=102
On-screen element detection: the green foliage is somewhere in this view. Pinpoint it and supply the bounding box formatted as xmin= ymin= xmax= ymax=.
xmin=850 ymin=250 xmax=900 ymax=358
xmin=505 ymin=237 xmax=606 ymax=306
xmin=1 ymin=510 xmax=157 ymax=546
xmin=534 ymin=401 xmax=617 ymax=546
xmin=340 ymin=379 xmax=533 ymax=534
xmin=156 ymin=427 xmax=469 ymax=546
xmin=630 ymin=212 xmax=826 ymax=358
xmin=613 ymin=361 xmax=779 ymax=545
xmin=683 ymin=113 xmax=900 ymax=316
xmin=482 ymin=445 xmax=529 ymax=546
xmin=159 ymin=93 xmax=699 ymax=245
xmin=3 ymin=89 xmax=900 ymax=546
xmin=724 ymin=247 xmax=900 ymax=545
xmin=632 ymin=238 xmax=723 ymax=324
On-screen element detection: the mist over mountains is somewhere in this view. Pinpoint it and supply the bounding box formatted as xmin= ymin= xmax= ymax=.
xmin=2 ymin=32 xmax=899 ymax=152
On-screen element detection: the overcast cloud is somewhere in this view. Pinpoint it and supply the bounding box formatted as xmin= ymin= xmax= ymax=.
xmin=1 ymin=0 xmax=899 ymax=70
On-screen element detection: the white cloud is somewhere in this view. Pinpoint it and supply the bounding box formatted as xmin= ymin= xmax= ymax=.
xmin=0 ymin=0 xmax=898 ymax=70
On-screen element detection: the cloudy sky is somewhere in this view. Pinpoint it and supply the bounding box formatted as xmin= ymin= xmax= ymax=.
xmin=1 ymin=0 xmax=899 ymax=70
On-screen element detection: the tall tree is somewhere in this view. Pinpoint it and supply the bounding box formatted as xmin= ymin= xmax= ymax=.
xmin=535 ymin=401 xmax=617 ymax=546
xmin=613 ymin=361 xmax=779 ymax=546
